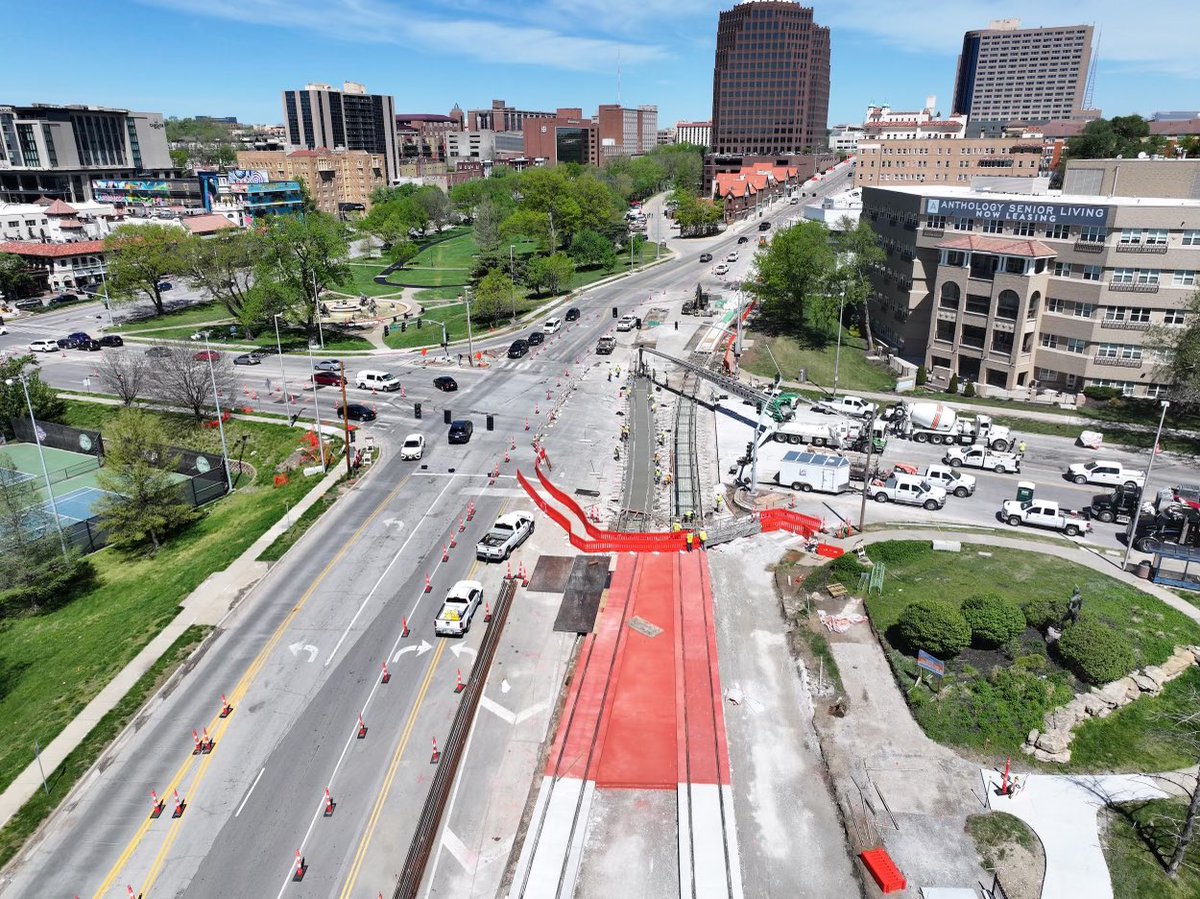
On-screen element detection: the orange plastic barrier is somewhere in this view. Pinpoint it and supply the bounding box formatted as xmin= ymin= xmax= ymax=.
xmin=273 ymin=474 xmax=289 ymax=488
xmin=859 ymin=848 xmax=906 ymax=894
xmin=815 ymin=544 xmax=844 ymax=558
xmin=759 ymin=508 xmax=823 ymax=537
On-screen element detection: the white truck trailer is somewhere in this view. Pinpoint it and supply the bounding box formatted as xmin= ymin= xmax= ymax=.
xmin=774 ymin=451 xmax=854 ymax=494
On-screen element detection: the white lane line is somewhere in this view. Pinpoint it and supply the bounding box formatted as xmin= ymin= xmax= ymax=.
xmin=323 ymin=475 xmax=460 ymax=667
xmin=440 ymin=826 xmax=477 ymax=872
xmin=234 ymin=767 xmax=265 ymax=817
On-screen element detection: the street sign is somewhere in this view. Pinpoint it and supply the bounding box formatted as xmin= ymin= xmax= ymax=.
xmin=917 ymin=650 xmax=944 ymax=678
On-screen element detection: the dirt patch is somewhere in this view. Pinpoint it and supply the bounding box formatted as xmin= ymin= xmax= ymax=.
xmin=966 ymin=811 xmax=1046 ymax=899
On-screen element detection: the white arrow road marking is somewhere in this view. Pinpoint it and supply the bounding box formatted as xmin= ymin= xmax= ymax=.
xmin=440 ymin=826 xmax=478 ymax=872
xmin=391 ymin=638 xmax=434 ymax=657
xmin=381 ymin=517 xmax=405 ymax=530
xmin=450 ymin=644 xmax=477 ymax=659
xmin=500 ymin=678 xmax=511 ymax=694
xmin=288 ymin=642 xmax=319 ymax=663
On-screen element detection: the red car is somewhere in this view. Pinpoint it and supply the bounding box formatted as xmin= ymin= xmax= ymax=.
xmin=194 ymin=350 xmax=220 ymax=362
xmin=312 ymin=370 xmax=346 ymax=387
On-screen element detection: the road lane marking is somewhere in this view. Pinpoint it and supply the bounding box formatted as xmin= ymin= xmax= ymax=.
xmin=234 ymin=768 xmax=266 ymax=817
xmin=323 ymin=474 xmax=461 ymax=667
xmin=90 ymin=471 xmax=414 ymax=899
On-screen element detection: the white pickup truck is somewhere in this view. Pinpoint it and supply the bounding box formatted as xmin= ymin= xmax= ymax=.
xmin=1066 ymin=460 xmax=1146 ymax=490
xmin=434 ymin=580 xmax=484 ymax=637
xmin=943 ymin=446 xmax=1022 ymax=474
xmin=475 ymin=511 xmax=535 ymax=562
xmin=999 ymin=499 xmax=1092 ymax=537
xmin=813 ymin=395 xmax=877 ymax=419
xmin=921 ymin=464 xmax=976 ymax=498
xmin=866 ymin=474 xmax=947 ymax=510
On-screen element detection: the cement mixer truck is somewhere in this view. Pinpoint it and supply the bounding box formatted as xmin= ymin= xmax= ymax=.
xmin=882 ymin=402 xmax=1015 ymax=452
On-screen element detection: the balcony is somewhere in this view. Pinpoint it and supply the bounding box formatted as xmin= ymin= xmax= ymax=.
xmin=1093 ymin=355 xmax=1144 ymax=368
xmin=1099 ymin=319 xmax=1153 ymax=331
xmin=921 ymin=227 xmax=945 ymax=238
xmin=1108 ymin=281 xmax=1160 ymax=294
xmin=989 ymin=350 xmax=1014 ymax=362
xmin=1073 ymin=239 xmax=1105 ymax=254
xmin=1115 ymin=243 xmax=1168 ymax=254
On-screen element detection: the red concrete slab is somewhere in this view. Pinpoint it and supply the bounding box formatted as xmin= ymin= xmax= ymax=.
xmin=698 ymin=556 xmax=732 ymax=785
xmin=594 ymin=554 xmax=678 ymax=788
xmin=678 ymin=553 xmax=721 ymax=785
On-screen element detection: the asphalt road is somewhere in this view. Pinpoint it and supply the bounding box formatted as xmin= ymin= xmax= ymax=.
xmin=1 ymin=188 xmax=832 ymax=898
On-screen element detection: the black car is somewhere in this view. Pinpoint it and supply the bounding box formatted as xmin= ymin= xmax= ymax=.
xmin=448 ymin=420 xmax=473 ymax=444
xmin=758 ymin=221 xmax=772 ymax=231
xmin=736 ymin=236 xmax=749 ymax=244
xmin=338 ymin=403 xmax=377 ymax=423
xmin=234 ymin=352 xmax=265 ymax=366
xmin=565 ymin=307 xmax=581 ymax=321
xmin=700 ymin=252 xmax=713 ymax=262
xmin=158 ymin=281 xmax=173 ymax=291
xmin=434 ymin=376 xmax=458 ymax=392
xmin=98 ymin=335 xmax=124 ymax=347
xmin=80 ymin=338 xmax=102 ymax=351
xmin=145 ymin=345 xmax=173 ymax=358
xmin=507 ymin=339 xmax=529 ymax=359
xmin=527 ymin=331 xmax=544 ymax=346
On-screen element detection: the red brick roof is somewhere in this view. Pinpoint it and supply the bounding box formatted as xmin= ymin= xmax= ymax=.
xmin=937 ymin=234 xmax=1056 ymax=258
xmin=58 ymin=220 xmax=84 ymax=229
xmin=44 ymin=199 xmax=78 ymax=216
xmin=182 ymin=214 xmax=238 ymax=235
xmin=1149 ymin=118 xmax=1200 ymax=137
xmin=0 ymin=240 xmax=105 ymax=258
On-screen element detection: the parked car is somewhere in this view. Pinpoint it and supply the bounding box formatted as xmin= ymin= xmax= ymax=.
xmin=337 ymin=403 xmax=376 ymax=422
xmin=433 ymin=376 xmax=458 ymax=392
xmin=312 ymin=370 xmax=345 ymax=387
xmin=190 ymin=330 xmax=210 ymax=341
xmin=194 ymin=350 xmax=220 ymax=362
xmin=616 ymin=314 xmax=638 ymax=332
xmin=527 ymin=331 xmax=544 ymax=346
xmin=713 ymin=263 xmax=730 ymax=276
xmin=507 ymin=339 xmax=529 ymax=358
xmin=354 ymin=370 xmax=400 ymax=391
xmin=737 ymin=236 xmax=749 ymax=244
xmin=812 ymin=395 xmax=877 ymax=419
xmin=943 ymin=446 xmax=1022 ymax=474
xmin=98 ymin=335 xmax=124 ymax=347
xmin=565 ymin=307 xmax=581 ymax=321
xmin=448 ymin=420 xmax=474 ymax=444
xmin=1066 ymin=460 xmax=1146 ymax=490
xmin=596 ymin=336 xmax=617 ymax=355
xmin=1000 ymin=499 xmax=1091 ymax=536
xmin=234 ymin=352 xmax=264 ymax=365
xmin=0 ymin=325 xmax=8 ymax=335
xmin=699 ymin=253 xmax=713 ymax=262
xmin=66 ymin=331 xmax=92 ymax=347
xmin=758 ymin=221 xmax=772 ymax=231
xmin=29 ymin=339 xmax=58 ymax=353
xmin=543 ymin=317 xmax=563 ymax=334
xmin=866 ymin=474 xmax=947 ymax=510
xmin=434 ymin=580 xmax=484 ymax=637
xmin=400 ymin=433 xmax=425 ymax=460
xmin=476 ymin=511 xmax=535 ymax=561
xmin=80 ymin=338 xmax=102 ymax=351
xmin=157 ymin=281 xmax=173 ymax=291
xmin=726 ymin=251 xmax=739 ymax=262
xmin=145 ymin=345 xmax=173 ymax=358
xmin=313 ymin=359 xmax=342 ymax=372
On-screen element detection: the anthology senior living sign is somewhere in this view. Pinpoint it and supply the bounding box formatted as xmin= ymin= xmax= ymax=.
xmin=925 ymin=197 xmax=1111 ymax=227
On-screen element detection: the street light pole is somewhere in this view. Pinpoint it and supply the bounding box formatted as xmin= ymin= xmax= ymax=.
xmin=1122 ymin=399 xmax=1169 ymax=572
xmin=312 ymin=269 xmax=325 ymax=350
xmin=203 ymin=334 xmax=234 ymax=492
xmin=832 ymin=284 xmax=845 ymax=399
xmin=98 ymin=268 xmax=115 ymax=328
xmin=305 ymin=342 xmax=328 ymax=472
xmin=8 ymin=375 xmax=67 ymax=558
xmin=509 ymin=245 xmax=516 ymax=320
xmin=273 ymin=313 xmax=292 ymax=425
xmin=464 ymin=294 xmax=475 ymax=367
xmin=858 ymin=411 xmax=878 ymax=534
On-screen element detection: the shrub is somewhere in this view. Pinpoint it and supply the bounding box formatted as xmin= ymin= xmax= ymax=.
xmin=962 ymin=594 xmax=1026 ymax=648
xmin=896 ymin=600 xmax=972 ymax=659
xmin=828 ymin=552 xmax=863 ymax=580
xmin=916 ymin=365 xmax=928 ymax=387
xmin=962 ymin=380 xmax=977 ymax=398
xmin=872 ymin=540 xmax=932 ymax=566
xmin=1020 ymin=593 xmax=1069 ymax=631
xmin=948 ymin=373 xmax=959 ymax=394
xmin=1056 ymin=617 xmax=1136 ymax=684
xmin=1083 ymin=385 xmax=1122 ymax=402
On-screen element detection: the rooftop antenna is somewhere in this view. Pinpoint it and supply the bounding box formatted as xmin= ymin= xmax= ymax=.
xmin=617 ymin=46 xmax=622 ymax=105
xmin=1083 ymin=25 xmax=1100 ymax=111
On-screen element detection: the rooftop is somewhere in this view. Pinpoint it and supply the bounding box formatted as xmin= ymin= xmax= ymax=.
xmin=0 ymin=240 xmax=105 ymax=257
xmin=181 ymin=214 xmax=238 ymax=235
xmin=937 ymin=234 xmax=1056 ymax=258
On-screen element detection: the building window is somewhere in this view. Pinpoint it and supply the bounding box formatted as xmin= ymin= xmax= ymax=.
xmin=1173 ymin=270 xmax=1197 ymax=287
xmin=939 ymin=282 xmax=961 ymax=309
xmin=1137 ymin=269 xmax=1161 ymax=285
xmin=1182 ymin=230 xmax=1200 ymax=246
xmin=926 ymin=214 xmax=947 ymax=230
xmin=1096 ymin=343 xmax=1119 ymax=359
xmin=982 ymin=219 xmax=1004 ymax=234
xmin=1045 ymin=223 xmax=1070 ymax=240
xmin=1040 ymin=333 xmax=1060 ymax=349
xmin=1047 ymin=297 xmax=1067 ymax=313
xmin=1103 ymin=306 xmax=1128 ymax=322
xmin=1146 ymin=229 xmax=1169 ymax=247
xmin=1081 ymin=265 xmax=1102 ymax=281
xmin=1079 ymin=225 xmax=1106 ymax=244
xmin=1066 ymin=338 xmax=1086 ymax=354
xmin=1073 ymin=303 xmax=1094 ymax=318
xmin=953 ymin=217 xmax=974 ymax=231
xmin=1164 ymin=309 xmax=1187 ymax=325
xmin=1119 ymin=228 xmax=1143 ymax=246
xmin=1111 ymin=268 xmax=1134 ymax=285
xmin=1053 ymin=262 xmax=1072 ymax=277
xmin=1130 ymin=307 xmax=1151 ymax=323
xmin=1013 ymin=221 xmax=1036 ymax=237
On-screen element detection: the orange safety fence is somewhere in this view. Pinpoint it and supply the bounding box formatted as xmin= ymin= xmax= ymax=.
xmin=758 ymin=507 xmax=824 ymax=537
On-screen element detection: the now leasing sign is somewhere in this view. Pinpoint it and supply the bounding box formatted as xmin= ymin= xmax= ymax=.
xmin=925 ymin=197 xmax=1111 ymax=227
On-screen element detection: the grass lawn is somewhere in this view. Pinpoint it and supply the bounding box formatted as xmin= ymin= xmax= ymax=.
xmin=741 ymin=330 xmax=896 ymax=393
xmin=0 ymin=401 xmax=337 ymax=801
xmin=414 ymin=286 xmax=465 ymax=304
xmin=383 ymin=231 xmax=477 ymax=289
xmin=0 ymin=625 xmax=209 ymax=869
xmin=989 ymin=415 xmax=1200 ymax=456
xmin=123 ymin=326 xmax=374 ymax=354
xmin=826 ymin=541 xmax=1200 ymax=761
xmin=966 ymin=811 xmax=1040 ymax=876
xmin=331 ymin=262 xmax=406 ymax=298
xmin=1104 ymin=801 xmax=1200 ymax=899
xmin=381 ymin=299 xmax=540 ymax=350
xmin=111 ymin=301 xmax=231 ymax=334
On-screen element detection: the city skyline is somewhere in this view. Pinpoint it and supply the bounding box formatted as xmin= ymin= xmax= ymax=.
xmin=5 ymin=0 xmax=1200 ymax=130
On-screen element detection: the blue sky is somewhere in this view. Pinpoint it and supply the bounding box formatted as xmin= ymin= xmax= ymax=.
xmin=6 ymin=1 xmax=1200 ymax=128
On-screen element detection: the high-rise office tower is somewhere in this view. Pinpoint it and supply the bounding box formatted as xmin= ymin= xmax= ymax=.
xmin=710 ymin=1 xmax=830 ymax=156
xmin=952 ymin=20 xmax=1096 ymax=124
xmin=281 ymin=82 xmax=396 ymax=182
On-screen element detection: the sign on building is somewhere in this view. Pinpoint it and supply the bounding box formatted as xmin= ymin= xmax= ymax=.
xmin=924 ymin=197 xmax=1111 ymax=227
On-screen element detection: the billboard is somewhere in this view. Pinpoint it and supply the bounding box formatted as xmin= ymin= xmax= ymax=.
xmin=227 ymin=170 xmax=268 ymax=184
xmin=924 ymin=197 xmax=1111 ymax=227
xmin=92 ymin=180 xmax=170 ymax=193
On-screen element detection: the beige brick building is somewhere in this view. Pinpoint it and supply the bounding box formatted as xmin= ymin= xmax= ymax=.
xmin=863 ymin=177 xmax=1200 ymax=398
xmin=854 ymin=137 xmax=1045 ymax=188
xmin=236 ymin=149 xmax=387 ymax=216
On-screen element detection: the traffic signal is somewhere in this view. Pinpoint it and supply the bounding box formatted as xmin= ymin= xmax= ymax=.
xmin=416 ymin=318 xmax=422 ymax=329
xmin=401 ymin=321 xmax=407 ymax=332
xmin=612 ymin=307 xmax=618 ymax=318
xmin=382 ymin=324 xmax=390 ymax=337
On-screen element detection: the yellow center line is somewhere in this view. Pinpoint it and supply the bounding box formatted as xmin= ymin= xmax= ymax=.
xmin=91 ymin=472 xmax=413 ymax=899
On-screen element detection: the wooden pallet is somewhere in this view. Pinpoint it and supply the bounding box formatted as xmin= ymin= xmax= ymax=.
xmin=826 ymin=582 xmax=848 ymax=600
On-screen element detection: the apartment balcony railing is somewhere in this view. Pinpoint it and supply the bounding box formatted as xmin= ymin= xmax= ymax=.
xmin=1093 ymin=355 xmax=1144 ymax=368
xmin=1099 ymin=319 xmax=1153 ymax=331
xmin=921 ymin=227 xmax=945 ymax=238
xmin=1108 ymin=281 xmax=1160 ymax=293
xmin=1115 ymin=243 xmax=1169 ymax=254
xmin=1073 ymin=239 xmax=1105 ymax=254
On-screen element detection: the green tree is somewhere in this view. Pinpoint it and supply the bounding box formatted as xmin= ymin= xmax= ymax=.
xmin=1147 ymin=288 xmax=1200 ymax=404
xmin=746 ymin=220 xmax=836 ymax=334
xmin=1065 ymin=115 xmax=1164 ymax=162
xmin=525 ymin=252 xmax=575 ymax=296
xmin=413 ymin=185 xmax=453 ymax=232
xmin=255 ymin=212 xmax=351 ymax=335
xmin=104 ymin=223 xmax=190 ymax=315
xmin=182 ymin=230 xmax=260 ymax=320
xmin=830 ymin=217 xmax=886 ymax=348
xmin=0 ymin=355 xmax=66 ymax=433
xmin=169 ymin=148 xmax=191 ymax=170
xmin=501 ymin=209 xmax=553 ymax=252
xmin=94 ymin=409 xmax=201 ymax=553
xmin=0 ymin=253 xmax=31 ymax=303
xmin=568 ymin=230 xmax=615 ymax=269
xmin=472 ymin=268 xmax=515 ymax=324
xmin=473 ymin=198 xmax=502 ymax=255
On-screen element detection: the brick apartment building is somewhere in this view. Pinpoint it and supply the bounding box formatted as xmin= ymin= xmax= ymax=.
xmin=521 ymin=109 xmax=600 ymax=167
xmin=854 ymin=137 xmax=1046 ymax=188
xmin=236 ymin=148 xmax=387 ymax=216
xmin=596 ymin=104 xmax=658 ymax=159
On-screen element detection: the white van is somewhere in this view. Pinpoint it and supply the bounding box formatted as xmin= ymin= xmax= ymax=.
xmin=29 ymin=339 xmax=59 ymax=353
xmin=542 ymin=317 xmax=562 ymax=334
xmin=355 ymin=370 xmax=401 ymax=391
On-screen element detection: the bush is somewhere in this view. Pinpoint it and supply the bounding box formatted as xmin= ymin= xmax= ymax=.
xmin=1020 ymin=593 xmax=1069 ymax=631
xmin=1083 ymin=385 xmax=1123 ymax=402
xmin=1056 ymin=617 xmax=1136 ymax=684
xmin=948 ymin=373 xmax=959 ymax=394
xmin=872 ymin=540 xmax=932 ymax=566
xmin=828 ymin=552 xmax=864 ymax=580
xmin=916 ymin=365 xmax=928 ymax=387
xmin=962 ymin=594 xmax=1026 ymax=648
xmin=962 ymin=380 xmax=977 ymax=398
xmin=896 ymin=600 xmax=972 ymax=659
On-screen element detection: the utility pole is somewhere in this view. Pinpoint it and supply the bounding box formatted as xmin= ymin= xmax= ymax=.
xmin=273 ymin=313 xmax=292 ymax=425
xmin=338 ymin=362 xmax=354 ymax=479
xmin=312 ymin=269 xmax=325 ymax=349
xmin=509 ymin=244 xmax=517 ymax=319
xmin=749 ymin=400 xmax=767 ymax=496
xmin=464 ymin=294 xmax=475 ymax=366
xmin=858 ymin=412 xmax=877 ymax=533
xmin=1122 ymin=399 xmax=1169 ymax=572
xmin=203 ymin=333 xmax=234 ymax=492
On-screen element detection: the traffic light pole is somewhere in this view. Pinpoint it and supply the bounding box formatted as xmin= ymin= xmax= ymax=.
xmin=339 ymin=361 xmax=354 ymax=479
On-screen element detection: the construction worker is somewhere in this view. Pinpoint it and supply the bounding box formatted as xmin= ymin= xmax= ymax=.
xmin=685 ymin=531 xmax=694 ymax=552
xmin=715 ymin=494 xmax=725 ymax=513
xmin=1018 ymin=440 xmax=1027 ymax=457
xmin=672 ymin=520 xmax=682 ymax=533
xmin=698 ymin=529 xmax=707 ymax=548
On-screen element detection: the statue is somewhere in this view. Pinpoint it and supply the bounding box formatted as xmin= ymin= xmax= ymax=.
xmin=1064 ymin=586 xmax=1083 ymax=626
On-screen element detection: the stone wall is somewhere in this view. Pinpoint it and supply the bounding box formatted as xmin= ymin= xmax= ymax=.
xmin=1023 ymin=645 xmax=1200 ymax=764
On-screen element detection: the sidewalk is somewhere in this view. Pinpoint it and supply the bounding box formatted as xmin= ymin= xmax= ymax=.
xmin=0 ymin=461 xmax=355 ymax=828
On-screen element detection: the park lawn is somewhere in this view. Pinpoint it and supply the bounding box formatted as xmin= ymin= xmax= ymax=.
xmin=826 ymin=541 xmax=1200 ymax=761
xmin=1103 ymin=801 xmax=1200 ymax=899
xmin=381 ymin=299 xmax=540 ymax=350
xmin=414 ymin=286 xmax=465 ymax=303
xmin=0 ymin=403 xmax=332 ymax=801
xmin=331 ymin=262 xmax=405 ymax=299
xmin=110 ymin=300 xmax=232 ymax=334
xmin=741 ymin=330 xmax=895 ymax=393
xmin=384 ymin=231 xmax=477 ymax=288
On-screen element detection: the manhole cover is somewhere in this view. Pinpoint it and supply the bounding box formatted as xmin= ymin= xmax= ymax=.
xmin=628 ymin=617 xmax=662 ymax=638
